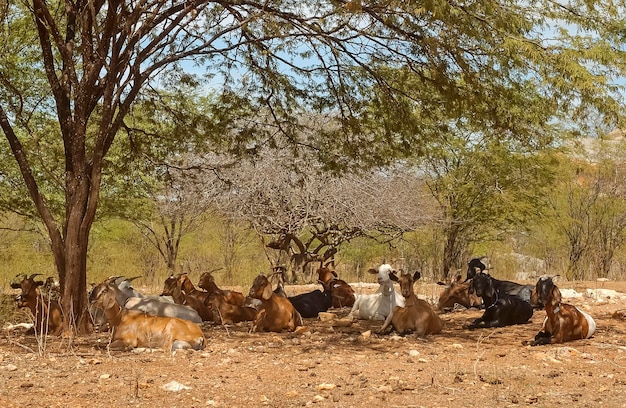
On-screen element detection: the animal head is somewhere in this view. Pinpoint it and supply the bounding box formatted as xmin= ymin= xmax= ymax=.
xmin=469 ymin=272 xmax=495 ymax=299
xmin=390 ymin=270 xmax=421 ymax=298
xmin=11 ymin=274 xmax=44 ymax=307
xmin=89 ymin=282 xmax=117 ymax=311
xmin=437 ymin=275 xmax=482 ymax=310
xmin=534 ymin=275 xmax=562 ymax=306
xmin=316 ymin=267 xmax=338 ymax=284
xmin=249 ymin=274 xmax=274 ymax=300
xmin=368 ymin=264 xmax=396 ymax=284
xmin=465 ymin=257 xmax=487 ymax=282
xmin=161 ymin=274 xmax=179 ymax=296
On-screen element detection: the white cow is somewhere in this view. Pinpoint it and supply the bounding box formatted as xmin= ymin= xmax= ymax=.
xmin=349 ymin=264 xmax=405 ymax=321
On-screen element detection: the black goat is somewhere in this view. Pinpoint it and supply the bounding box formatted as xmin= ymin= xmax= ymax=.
xmin=465 ymin=257 xmax=488 ymax=281
xmin=287 ymin=280 xmax=333 ymax=318
xmin=466 ymin=273 xmax=533 ymax=329
xmin=466 ymin=262 xmax=535 ymax=305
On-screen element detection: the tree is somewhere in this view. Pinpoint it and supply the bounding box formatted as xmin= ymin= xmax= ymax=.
xmin=547 ymin=137 xmax=626 ymax=279
xmin=420 ymin=133 xmax=557 ymax=279
xmin=219 ymin=149 xmax=433 ymax=282
xmin=1 ymin=0 xmax=625 ymax=330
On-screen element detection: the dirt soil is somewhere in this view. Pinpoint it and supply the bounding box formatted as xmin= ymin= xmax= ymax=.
xmin=2 ymin=280 xmax=626 ymax=408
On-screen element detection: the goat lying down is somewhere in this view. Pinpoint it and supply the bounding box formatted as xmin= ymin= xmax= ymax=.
xmin=350 ymin=264 xmax=405 ymax=321
xmin=379 ymin=271 xmax=442 ymax=336
xmin=436 ymin=275 xmax=483 ymax=312
xmin=89 ymin=282 xmax=205 ymax=352
xmin=11 ymin=274 xmax=63 ymax=335
xmin=466 ymin=273 xmax=533 ymax=329
xmin=526 ymin=276 xmax=596 ymax=346
xmin=248 ymin=274 xmax=303 ymax=333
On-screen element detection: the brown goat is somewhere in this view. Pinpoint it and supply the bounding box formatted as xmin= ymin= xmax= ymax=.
xmin=526 ymin=276 xmax=596 ymax=346
xmin=178 ymin=274 xmax=211 ymax=304
xmin=316 ymin=267 xmax=355 ymax=308
xmin=206 ymin=292 xmax=257 ymax=325
xmin=379 ymin=271 xmax=443 ymax=335
xmin=161 ymin=275 xmax=213 ymax=321
xmin=248 ymin=274 xmax=303 ymax=333
xmin=11 ymin=274 xmax=63 ymax=335
xmin=90 ymin=282 xmax=205 ymax=352
xmin=436 ymin=275 xmax=483 ymax=311
xmin=198 ymin=271 xmax=245 ymax=306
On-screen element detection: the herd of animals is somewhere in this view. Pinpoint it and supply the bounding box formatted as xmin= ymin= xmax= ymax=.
xmin=8 ymin=258 xmax=598 ymax=352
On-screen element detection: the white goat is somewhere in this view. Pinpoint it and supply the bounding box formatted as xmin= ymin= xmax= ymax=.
xmin=349 ymin=264 xmax=405 ymax=321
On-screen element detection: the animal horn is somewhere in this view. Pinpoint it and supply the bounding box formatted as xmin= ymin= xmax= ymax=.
xmin=28 ymin=273 xmax=42 ymax=280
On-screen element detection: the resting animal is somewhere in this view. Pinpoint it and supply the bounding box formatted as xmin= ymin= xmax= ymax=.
xmin=349 ymin=264 xmax=405 ymax=321
xmin=379 ymin=271 xmax=442 ymax=335
xmin=526 ymin=276 xmax=596 ymax=346
xmin=248 ymin=273 xmax=303 ymax=333
xmin=161 ymin=274 xmax=213 ymax=321
xmin=89 ymin=282 xmax=205 ymax=352
xmin=316 ymin=267 xmax=355 ymax=308
xmin=287 ymin=279 xmax=333 ymax=318
xmin=437 ymin=275 xmax=483 ymax=311
xmin=11 ymin=274 xmax=63 ymax=335
xmin=198 ymin=271 xmax=245 ymax=306
xmin=466 ymin=273 xmax=533 ymax=329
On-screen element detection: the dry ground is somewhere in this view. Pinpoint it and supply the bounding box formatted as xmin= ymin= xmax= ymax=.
xmin=2 ymin=280 xmax=626 ymax=407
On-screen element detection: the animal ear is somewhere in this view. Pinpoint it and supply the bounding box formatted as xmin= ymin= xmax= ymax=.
xmin=436 ymin=281 xmax=446 ymax=286
xmin=389 ymin=272 xmax=399 ymax=282
xmin=262 ymin=282 xmax=274 ymax=300
xmin=552 ymin=274 xmax=561 ymax=283
xmin=332 ymin=271 xmax=338 ymax=278
xmin=367 ymin=268 xmax=378 ymax=275
xmin=10 ymin=282 xmax=21 ymax=289
xmin=551 ymin=285 xmax=562 ymax=304
xmin=413 ymin=271 xmax=421 ymax=282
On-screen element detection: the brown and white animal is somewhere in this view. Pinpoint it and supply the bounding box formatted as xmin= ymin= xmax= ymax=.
xmin=89 ymin=281 xmax=205 ymax=352
xmin=437 ymin=275 xmax=483 ymax=311
xmin=247 ymin=273 xmax=303 ymax=333
xmin=379 ymin=271 xmax=442 ymax=336
xmin=198 ymin=271 xmax=245 ymax=306
xmin=11 ymin=274 xmax=63 ymax=335
xmin=316 ymin=267 xmax=355 ymax=308
xmin=349 ymin=264 xmax=405 ymax=321
xmin=526 ymin=276 xmax=596 ymax=346
xmin=161 ymin=274 xmax=213 ymax=321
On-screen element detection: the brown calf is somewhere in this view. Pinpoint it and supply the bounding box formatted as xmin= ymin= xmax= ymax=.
xmin=379 ymin=271 xmax=443 ymax=335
